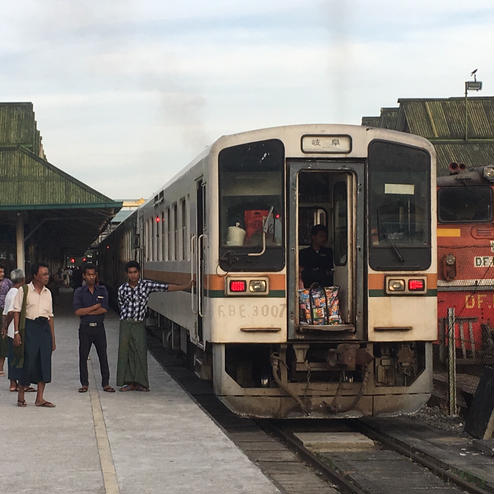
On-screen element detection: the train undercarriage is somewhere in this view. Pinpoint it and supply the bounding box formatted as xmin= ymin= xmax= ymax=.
xmin=148 ymin=312 xmax=432 ymax=419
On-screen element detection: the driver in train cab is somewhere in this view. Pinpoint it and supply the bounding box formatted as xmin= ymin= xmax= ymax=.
xmin=299 ymin=224 xmax=334 ymax=288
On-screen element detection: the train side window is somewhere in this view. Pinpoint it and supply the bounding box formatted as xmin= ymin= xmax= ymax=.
xmin=160 ymin=211 xmax=165 ymax=261
xmin=438 ymin=186 xmax=492 ymax=223
xmin=172 ymin=203 xmax=178 ymax=261
xmin=166 ymin=208 xmax=171 ymax=261
xmin=181 ymin=198 xmax=187 ymax=260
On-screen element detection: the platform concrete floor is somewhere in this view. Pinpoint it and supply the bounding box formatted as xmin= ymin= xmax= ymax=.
xmin=0 ymin=291 xmax=279 ymax=494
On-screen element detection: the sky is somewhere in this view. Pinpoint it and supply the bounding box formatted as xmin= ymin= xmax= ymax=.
xmin=1 ymin=0 xmax=493 ymax=200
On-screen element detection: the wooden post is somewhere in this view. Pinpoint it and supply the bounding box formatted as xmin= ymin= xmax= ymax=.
xmin=16 ymin=212 xmax=25 ymax=273
xmin=448 ymin=307 xmax=457 ymax=416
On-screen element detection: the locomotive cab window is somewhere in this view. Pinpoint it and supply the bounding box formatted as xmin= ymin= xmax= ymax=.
xmin=438 ymin=186 xmax=492 ymax=223
xmin=368 ymin=141 xmax=431 ymax=271
xmin=218 ymin=139 xmax=285 ymax=271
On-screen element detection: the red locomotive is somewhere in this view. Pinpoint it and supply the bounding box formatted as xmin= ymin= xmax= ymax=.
xmin=437 ymin=164 xmax=494 ymax=361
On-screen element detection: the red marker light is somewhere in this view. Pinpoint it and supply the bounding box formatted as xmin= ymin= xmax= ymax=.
xmin=155 ymin=216 xmax=160 ymax=223
xmin=82 ymin=257 xmax=87 ymax=262
xmin=229 ymin=280 xmax=247 ymax=292
xmin=106 ymin=245 xmax=110 ymax=250
xmin=70 ymin=257 xmax=75 ymax=263
xmin=408 ymin=279 xmax=425 ymax=291
xmin=275 ymin=213 xmax=281 ymax=219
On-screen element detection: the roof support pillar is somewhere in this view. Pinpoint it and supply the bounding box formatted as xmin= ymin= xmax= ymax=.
xmin=16 ymin=212 xmax=25 ymax=273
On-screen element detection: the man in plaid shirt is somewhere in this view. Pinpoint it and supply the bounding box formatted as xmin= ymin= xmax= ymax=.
xmin=117 ymin=260 xmax=192 ymax=391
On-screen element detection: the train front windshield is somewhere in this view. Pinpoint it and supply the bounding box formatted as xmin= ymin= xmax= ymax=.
xmin=438 ymin=186 xmax=493 ymax=222
xmin=368 ymin=141 xmax=431 ymax=271
xmin=218 ymin=139 xmax=285 ymax=272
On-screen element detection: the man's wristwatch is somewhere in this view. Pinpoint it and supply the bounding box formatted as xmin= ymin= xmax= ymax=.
xmin=14 ymin=331 xmax=19 ymax=335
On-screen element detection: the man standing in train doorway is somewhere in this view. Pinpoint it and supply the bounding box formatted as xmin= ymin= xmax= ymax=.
xmin=299 ymin=224 xmax=334 ymax=288
xmin=117 ymin=261 xmax=193 ymax=392
xmin=73 ymin=264 xmax=115 ymax=393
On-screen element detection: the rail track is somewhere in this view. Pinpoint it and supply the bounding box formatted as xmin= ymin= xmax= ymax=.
xmin=261 ymin=419 xmax=492 ymax=494
xmin=148 ymin=329 xmax=493 ymax=494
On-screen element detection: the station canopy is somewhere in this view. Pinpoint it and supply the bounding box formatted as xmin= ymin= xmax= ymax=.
xmin=0 ymin=102 xmax=121 ymax=265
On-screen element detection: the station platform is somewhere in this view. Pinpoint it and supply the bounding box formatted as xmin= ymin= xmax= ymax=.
xmin=0 ymin=291 xmax=279 ymax=494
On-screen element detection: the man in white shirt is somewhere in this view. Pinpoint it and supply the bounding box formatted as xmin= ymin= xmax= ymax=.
xmin=1 ymin=268 xmax=30 ymax=392
xmin=13 ymin=263 xmax=56 ymax=408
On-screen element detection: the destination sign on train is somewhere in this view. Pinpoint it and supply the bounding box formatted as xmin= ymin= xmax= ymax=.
xmin=301 ymin=135 xmax=351 ymax=153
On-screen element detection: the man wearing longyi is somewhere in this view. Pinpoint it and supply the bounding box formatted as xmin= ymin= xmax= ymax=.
xmin=117 ymin=261 xmax=192 ymax=392
xmin=13 ymin=263 xmax=56 ymax=408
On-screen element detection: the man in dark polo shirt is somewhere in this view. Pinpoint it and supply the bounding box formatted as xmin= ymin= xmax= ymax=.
xmin=299 ymin=224 xmax=334 ymax=288
xmin=73 ymin=264 xmax=114 ymax=393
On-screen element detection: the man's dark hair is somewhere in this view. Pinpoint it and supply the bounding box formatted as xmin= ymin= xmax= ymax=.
xmin=0 ymin=264 xmax=5 ymax=272
xmin=31 ymin=262 xmax=49 ymax=277
xmin=82 ymin=263 xmax=98 ymax=275
xmin=125 ymin=260 xmax=140 ymax=272
xmin=311 ymin=224 xmax=328 ymax=237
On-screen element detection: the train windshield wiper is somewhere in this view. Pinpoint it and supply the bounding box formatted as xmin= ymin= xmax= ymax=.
xmin=388 ymin=238 xmax=405 ymax=263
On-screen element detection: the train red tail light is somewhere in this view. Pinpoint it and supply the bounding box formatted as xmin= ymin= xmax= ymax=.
xmin=408 ymin=279 xmax=425 ymax=291
xmin=229 ymin=280 xmax=247 ymax=292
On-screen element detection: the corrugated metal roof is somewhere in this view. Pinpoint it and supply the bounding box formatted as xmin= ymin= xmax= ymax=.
xmin=434 ymin=141 xmax=493 ymax=175
xmin=0 ymin=103 xmax=45 ymax=158
xmin=0 ymin=146 xmax=120 ymax=209
xmin=361 ymin=96 xmax=494 ymax=173
xmin=398 ymin=97 xmax=494 ymax=139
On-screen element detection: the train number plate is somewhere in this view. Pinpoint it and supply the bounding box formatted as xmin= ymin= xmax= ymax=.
xmin=217 ymin=303 xmax=286 ymax=319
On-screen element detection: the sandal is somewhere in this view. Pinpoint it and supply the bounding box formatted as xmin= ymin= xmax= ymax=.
xmin=0 ymin=371 xmax=5 ymax=376
xmin=10 ymin=386 xmax=18 ymax=392
xmin=35 ymin=401 xmax=55 ymax=408
xmin=78 ymin=386 xmax=88 ymax=393
xmin=103 ymin=386 xmax=115 ymax=393
xmin=24 ymin=386 xmax=36 ymax=392
xmin=17 ymin=400 xmax=26 ymax=407
xmin=135 ymin=385 xmax=150 ymax=392
xmin=119 ymin=384 xmax=135 ymax=392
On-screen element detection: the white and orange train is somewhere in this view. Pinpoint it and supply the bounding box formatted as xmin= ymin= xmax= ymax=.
xmin=99 ymin=124 xmax=437 ymax=418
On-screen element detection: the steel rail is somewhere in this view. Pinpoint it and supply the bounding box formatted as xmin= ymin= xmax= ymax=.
xmin=354 ymin=420 xmax=492 ymax=494
xmin=259 ymin=421 xmax=370 ymax=494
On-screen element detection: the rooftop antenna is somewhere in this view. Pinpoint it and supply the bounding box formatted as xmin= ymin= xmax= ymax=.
xmin=464 ymin=69 xmax=482 ymax=141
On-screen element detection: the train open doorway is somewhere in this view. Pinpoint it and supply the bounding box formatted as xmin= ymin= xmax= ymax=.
xmin=287 ymin=163 xmax=365 ymax=340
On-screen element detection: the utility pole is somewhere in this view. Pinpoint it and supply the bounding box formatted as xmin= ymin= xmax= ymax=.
xmin=464 ymin=70 xmax=482 ymax=141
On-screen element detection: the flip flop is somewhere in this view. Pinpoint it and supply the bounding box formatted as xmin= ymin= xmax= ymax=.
xmin=36 ymin=401 xmax=55 ymax=408
xmin=78 ymin=386 xmax=88 ymax=393
xmin=17 ymin=400 xmax=26 ymax=407
xmin=103 ymin=386 xmax=115 ymax=393
xmin=24 ymin=386 xmax=36 ymax=392
xmin=119 ymin=384 xmax=134 ymax=392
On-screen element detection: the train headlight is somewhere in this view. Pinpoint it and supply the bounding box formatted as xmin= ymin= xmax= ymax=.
xmin=249 ymin=280 xmax=267 ymax=293
xmin=483 ymin=165 xmax=494 ymax=181
xmin=387 ymin=279 xmax=405 ymax=292
xmin=445 ymin=254 xmax=456 ymax=266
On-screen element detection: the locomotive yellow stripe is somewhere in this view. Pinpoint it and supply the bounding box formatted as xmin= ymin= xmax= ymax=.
xmin=437 ymin=228 xmax=461 ymax=237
